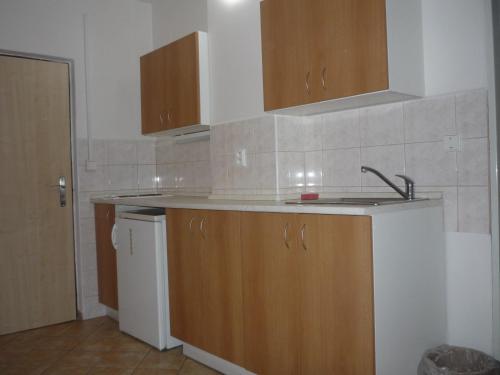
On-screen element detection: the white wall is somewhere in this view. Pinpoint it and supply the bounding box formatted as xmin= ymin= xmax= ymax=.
xmin=446 ymin=233 xmax=493 ymax=354
xmin=0 ymin=0 xmax=152 ymax=140
xmin=421 ymin=0 xmax=490 ymax=96
xmin=207 ymin=0 xmax=264 ymax=124
xmin=151 ymin=0 xmax=207 ymax=48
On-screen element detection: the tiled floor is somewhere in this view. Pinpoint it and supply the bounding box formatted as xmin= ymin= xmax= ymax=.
xmin=0 ymin=317 xmax=220 ymax=375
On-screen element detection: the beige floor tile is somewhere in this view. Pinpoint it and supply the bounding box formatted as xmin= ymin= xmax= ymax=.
xmin=137 ymin=347 xmax=185 ymax=370
xmin=0 ymin=349 xmax=65 ymax=368
xmin=133 ymin=369 xmax=178 ymax=375
xmin=59 ymin=350 xmax=146 ymax=368
xmin=33 ymin=336 xmax=85 ymax=351
xmin=78 ymin=334 xmax=151 ymax=353
xmin=179 ymin=359 xmax=219 ymax=375
xmin=41 ymin=364 xmax=91 ymax=374
xmin=87 ymin=368 xmax=135 ymax=375
xmin=0 ymin=366 xmax=47 ymax=375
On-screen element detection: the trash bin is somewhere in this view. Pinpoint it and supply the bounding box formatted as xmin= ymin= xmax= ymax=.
xmin=418 ymin=345 xmax=500 ymax=375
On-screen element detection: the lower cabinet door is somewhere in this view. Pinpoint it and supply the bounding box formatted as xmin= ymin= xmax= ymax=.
xmin=166 ymin=209 xmax=244 ymax=366
xmin=241 ymin=212 xmax=375 ymax=375
xmin=166 ymin=208 xmax=205 ymax=348
xmin=298 ymin=214 xmax=375 ymax=375
xmin=200 ymin=210 xmax=244 ymax=366
xmin=94 ymin=204 xmax=118 ymax=310
xmin=241 ymin=212 xmax=302 ymax=375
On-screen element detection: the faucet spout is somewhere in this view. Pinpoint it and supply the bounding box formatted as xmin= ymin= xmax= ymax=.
xmin=361 ymin=166 xmax=415 ymax=200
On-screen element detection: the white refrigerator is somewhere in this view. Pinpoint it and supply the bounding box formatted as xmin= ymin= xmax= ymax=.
xmin=116 ymin=208 xmax=181 ymax=350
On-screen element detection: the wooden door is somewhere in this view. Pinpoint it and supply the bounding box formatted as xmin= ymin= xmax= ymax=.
xmin=241 ymin=212 xmax=301 ymax=374
xmin=94 ymin=204 xmax=118 ymax=310
xmin=167 ymin=33 xmax=200 ymax=130
xmin=200 ymin=210 xmax=244 ymax=366
xmin=166 ymin=208 xmax=205 ymax=348
xmin=298 ymin=214 xmax=375 ymax=375
xmin=0 ymin=55 xmax=76 ymax=334
xmin=140 ymin=48 xmax=165 ymax=134
xmin=312 ymin=0 xmax=389 ymax=101
xmin=260 ymin=0 xmax=312 ymax=111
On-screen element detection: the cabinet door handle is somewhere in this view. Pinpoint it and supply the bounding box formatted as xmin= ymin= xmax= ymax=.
xmin=129 ymin=228 xmax=133 ymax=255
xmin=300 ymin=224 xmax=307 ymax=251
xmin=200 ymin=217 xmax=207 ymax=239
xmin=284 ymin=223 xmax=290 ymax=249
xmin=160 ymin=113 xmax=164 ymax=126
xmin=321 ymin=67 xmax=327 ymax=90
xmin=167 ymin=111 xmax=172 ymax=122
xmin=305 ymin=72 xmax=311 ymax=94
xmin=188 ymin=217 xmax=196 ymax=233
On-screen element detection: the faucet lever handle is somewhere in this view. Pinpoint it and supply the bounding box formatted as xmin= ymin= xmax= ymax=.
xmin=395 ymin=174 xmax=415 ymax=200
xmin=394 ymin=174 xmax=414 ymax=184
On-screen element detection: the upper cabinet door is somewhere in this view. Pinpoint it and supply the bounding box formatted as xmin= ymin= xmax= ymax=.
xmin=167 ymin=33 xmax=201 ymax=130
xmin=317 ymin=0 xmax=389 ymax=100
xmin=261 ymin=0 xmax=423 ymax=114
xmin=140 ymin=48 xmax=166 ymax=134
xmin=261 ymin=0 xmax=312 ymax=111
xmin=140 ymin=32 xmax=209 ymax=135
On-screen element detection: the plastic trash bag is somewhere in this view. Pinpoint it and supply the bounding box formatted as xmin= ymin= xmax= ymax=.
xmin=418 ymin=345 xmax=500 ymax=375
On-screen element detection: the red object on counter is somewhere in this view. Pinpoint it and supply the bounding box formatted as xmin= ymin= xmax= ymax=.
xmin=300 ymin=193 xmax=319 ymax=200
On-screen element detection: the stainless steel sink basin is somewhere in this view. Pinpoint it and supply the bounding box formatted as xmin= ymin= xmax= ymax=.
xmin=111 ymin=193 xmax=169 ymax=199
xmin=285 ymin=197 xmax=427 ymax=206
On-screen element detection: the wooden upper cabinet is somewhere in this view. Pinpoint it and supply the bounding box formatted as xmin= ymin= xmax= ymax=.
xmin=94 ymin=204 xmax=118 ymax=310
xmin=140 ymin=48 xmax=165 ymax=134
xmin=140 ymin=32 xmax=209 ymax=135
xmin=261 ymin=0 xmax=423 ymax=114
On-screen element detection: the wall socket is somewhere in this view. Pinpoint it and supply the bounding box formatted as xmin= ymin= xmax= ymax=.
xmin=443 ymin=135 xmax=462 ymax=152
xmin=235 ymin=149 xmax=247 ymax=167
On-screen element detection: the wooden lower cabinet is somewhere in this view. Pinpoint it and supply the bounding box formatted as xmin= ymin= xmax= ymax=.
xmin=167 ymin=209 xmax=374 ymax=374
xmin=94 ymin=204 xmax=118 ymax=310
xmin=166 ymin=209 xmax=244 ymax=366
xmin=241 ymin=212 xmax=375 ymax=375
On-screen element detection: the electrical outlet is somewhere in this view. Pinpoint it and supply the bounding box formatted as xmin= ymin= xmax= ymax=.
xmin=86 ymin=160 xmax=97 ymax=171
xmin=235 ymin=149 xmax=247 ymax=167
xmin=443 ymin=135 xmax=461 ymax=152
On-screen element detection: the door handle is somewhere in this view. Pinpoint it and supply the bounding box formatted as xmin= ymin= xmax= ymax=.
xmin=50 ymin=176 xmax=66 ymax=207
xmin=200 ymin=217 xmax=207 ymax=240
xmin=284 ymin=223 xmax=291 ymax=249
xmin=300 ymin=224 xmax=307 ymax=251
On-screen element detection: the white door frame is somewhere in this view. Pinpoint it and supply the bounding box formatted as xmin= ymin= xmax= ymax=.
xmin=0 ymin=49 xmax=82 ymax=317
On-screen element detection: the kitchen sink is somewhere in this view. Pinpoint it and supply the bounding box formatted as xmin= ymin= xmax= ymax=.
xmin=110 ymin=193 xmax=170 ymax=199
xmin=285 ymin=197 xmax=428 ymax=206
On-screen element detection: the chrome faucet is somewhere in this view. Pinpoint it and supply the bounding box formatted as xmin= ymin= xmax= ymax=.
xmin=361 ymin=166 xmax=415 ymax=200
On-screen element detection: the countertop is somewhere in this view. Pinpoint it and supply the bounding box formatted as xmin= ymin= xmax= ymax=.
xmin=90 ymin=194 xmax=443 ymax=216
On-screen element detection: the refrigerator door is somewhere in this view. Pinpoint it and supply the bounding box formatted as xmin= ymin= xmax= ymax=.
xmin=116 ymin=216 xmax=166 ymax=349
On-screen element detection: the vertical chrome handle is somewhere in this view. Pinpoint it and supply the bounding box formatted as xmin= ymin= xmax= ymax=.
xmin=305 ymin=72 xmax=311 ymax=94
xmin=188 ymin=217 xmax=196 ymax=232
xmin=128 ymin=228 xmax=133 ymax=255
xmin=321 ymin=67 xmax=327 ymax=90
xmin=200 ymin=217 xmax=206 ymax=240
xmin=50 ymin=176 xmax=66 ymax=207
xmin=284 ymin=223 xmax=290 ymax=249
xmin=300 ymin=224 xmax=307 ymax=251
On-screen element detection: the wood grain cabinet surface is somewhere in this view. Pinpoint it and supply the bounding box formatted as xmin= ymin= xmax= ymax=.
xmin=94 ymin=204 xmax=118 ymax=310
xmin=166 ymin=209 xmax=244 ymax=366
xmin=140 ymin=32 xmax=209 ymax=135
xmin=166 ymin=209 xmax=375 ymax=375
xmin=241 ymin=212 xmax=375 ymax=375
xmin=260 ymin=0 xmax=424 ymax=114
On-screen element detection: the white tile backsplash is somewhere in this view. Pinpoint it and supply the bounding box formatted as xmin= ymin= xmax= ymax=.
xmin=360 ymin=103 xmax=405 ymax=147
xmin=404 ymin=95 xmax=456 ymax=143
xmin=323 ymin=148 xmax=361 ymax=187
xmin=458 ymin=186 xmax=490 ymax=234
xmin=458 ymin=138 xmax=489 ymax=186
xmin=456 ymin=89 xmax=489 ymax=139
xmin=209 ymin=88 xmax=490 ymax=234
xmin=321 ymin=109 xmax=360 ymax=150
xmin=405 ymin=142 xmax=458 ymax=186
